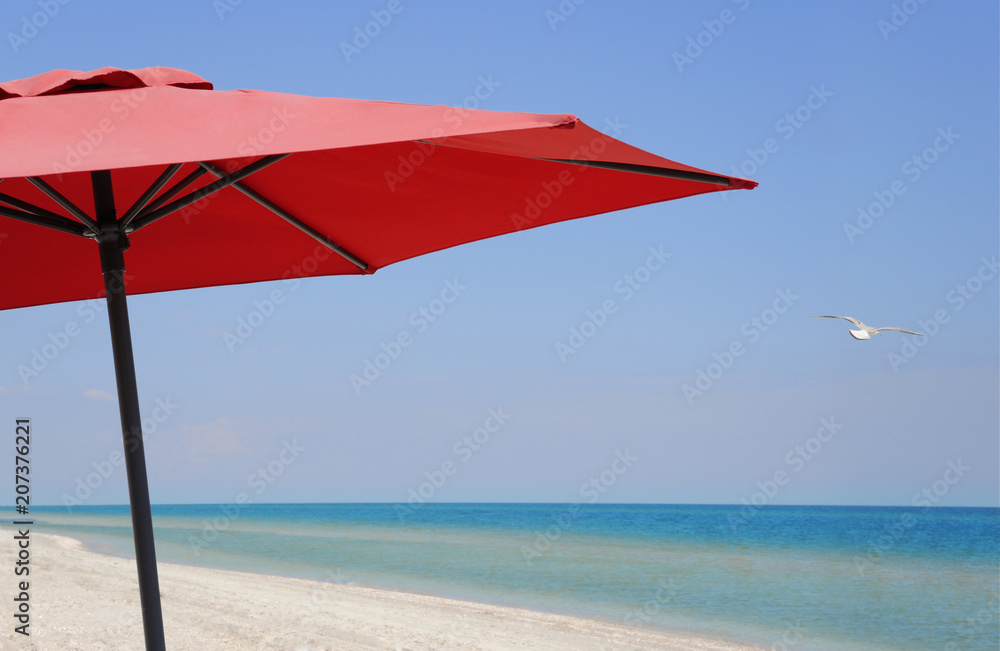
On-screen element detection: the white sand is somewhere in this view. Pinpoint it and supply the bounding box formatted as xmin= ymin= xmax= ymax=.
xmin=1 ymin=533 xmax=763 ymax=650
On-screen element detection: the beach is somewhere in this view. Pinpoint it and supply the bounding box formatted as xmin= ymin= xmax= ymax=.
xmin=5 ymin=503 xmax=997 ymax=650
xmin=2 ymin=533 xmax=762 ymax=650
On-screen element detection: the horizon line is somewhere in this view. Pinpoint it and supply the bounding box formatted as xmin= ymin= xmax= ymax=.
xmin=10 ymin=501 xmax=999 ymax=510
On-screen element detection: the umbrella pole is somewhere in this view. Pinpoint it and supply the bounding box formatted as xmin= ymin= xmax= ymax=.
xmin=93 ymin=171 xmax=167 ymax=651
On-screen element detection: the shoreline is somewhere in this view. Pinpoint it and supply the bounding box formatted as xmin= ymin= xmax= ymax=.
xmin=66 ymin=529 xmax=745 ymax=646
xmin=3 ymin=532 xmax=766 ymax=650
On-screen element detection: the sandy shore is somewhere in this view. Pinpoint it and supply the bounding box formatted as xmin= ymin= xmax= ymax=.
xmin=1 ymin=533 xmax=763 ymax=650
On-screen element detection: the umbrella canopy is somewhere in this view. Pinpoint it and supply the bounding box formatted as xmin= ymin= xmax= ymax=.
xmin=0 ymin=66 xmax=754 ymax=310
xmin=0 ymin=66 xmax=756 ymax=649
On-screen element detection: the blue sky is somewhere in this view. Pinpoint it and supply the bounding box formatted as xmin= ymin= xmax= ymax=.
xmin=1 ymin=1 xmax=997 ymax=508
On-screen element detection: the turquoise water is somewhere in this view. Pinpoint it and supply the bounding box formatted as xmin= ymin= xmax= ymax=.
xmin=9 ymin=504 xmax=999 ymax=650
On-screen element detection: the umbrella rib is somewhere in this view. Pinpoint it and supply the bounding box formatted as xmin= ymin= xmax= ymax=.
xmin=0 ymin=190 xmax=85 ymax=223
xmin=134 ymin=167 xmax=209 ymax=219
xmin=0 ymin=203 xmax=89 ymax=237
xmin=26 ymin=177 xmax=101 ymax=234
xmin=128 ymin=154 xmax=288 ymax=232
xmin=537 ymin=159 xmax=732 ymax=186
xmin=410 ymin=142 xmax=733 ymax=186
xmin=119 ymin=163 xmax=184 ymax=232
xmin=199 ymin=162 xmax=369 ymax=271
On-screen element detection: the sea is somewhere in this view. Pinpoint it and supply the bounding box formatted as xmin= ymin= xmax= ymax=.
xmin=9 ymin=503 xmax=1000 ymax=650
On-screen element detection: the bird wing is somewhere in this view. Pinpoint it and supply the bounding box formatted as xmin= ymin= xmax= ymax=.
xmin=813 ymin=315 xmax=864 ymax=328
xmin=875 ymin=327 xmax=925 ymax=336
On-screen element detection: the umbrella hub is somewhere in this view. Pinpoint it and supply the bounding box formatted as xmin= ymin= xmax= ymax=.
xmin=91 ymin=170 xmax=129 ymax=275
xmin=96 ymin=226 xmax=129 ymax=274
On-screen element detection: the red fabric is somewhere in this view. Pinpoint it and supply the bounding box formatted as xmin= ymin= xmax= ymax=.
xmin=0 ymin=67 xmax=756 ymax=310
xmin=0 ymin=66 xmax=211 ymax=100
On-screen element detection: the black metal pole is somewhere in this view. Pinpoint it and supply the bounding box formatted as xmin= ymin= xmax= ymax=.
xmin=92 ymin=170 xmax=166 ymax=651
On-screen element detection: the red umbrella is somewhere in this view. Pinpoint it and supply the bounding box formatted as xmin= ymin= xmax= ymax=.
xmin=0 ymin=66 xmax=756 ymax=648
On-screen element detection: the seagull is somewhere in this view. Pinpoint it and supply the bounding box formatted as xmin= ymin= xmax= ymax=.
xmin=813 ymin=316 xmax=925 ymax=340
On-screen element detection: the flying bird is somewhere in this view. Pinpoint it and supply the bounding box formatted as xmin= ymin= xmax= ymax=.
xmin=813 ymin=315 xmax=925 ymax=340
